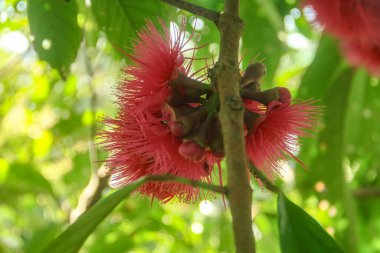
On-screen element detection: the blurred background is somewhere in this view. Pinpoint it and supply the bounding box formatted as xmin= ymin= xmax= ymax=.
xmin=1 ymin=0 xmax=379 ymax=252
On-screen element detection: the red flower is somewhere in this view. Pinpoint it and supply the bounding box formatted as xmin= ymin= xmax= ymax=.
xmin=100 ymin=20 xmax=220 ymax=203
xmin=245 ymin=97 xmax=320 ymax=180
xmin=304 ymin=0 xmax=380 ymax=76
xmin=101 ymin=106 xmax=214 ymax=203
xmin=119 ymin=20 xmax=200 ymax=110
xmin=304 ymin=0 xmax=380 ymax=41
xmin=342 ymin=39 xmax=380 ymax=76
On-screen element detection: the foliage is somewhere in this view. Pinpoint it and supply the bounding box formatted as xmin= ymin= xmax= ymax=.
xmin=277 ymin=192 xmax=344 ymax=253
xmin=1 ymin=0 xmax=379 ymax=252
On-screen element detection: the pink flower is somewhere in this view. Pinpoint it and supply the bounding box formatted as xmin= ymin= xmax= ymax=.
xmin=304 ymin=0 xmax=380 ymax=76
xmin=304 ymin=0 xmax=380 ymax=40
xmin=100 ymin=20 xmax=220 ymax=203
xmin=245 ymin=96 xmax=320 ymax=180
xmin=342 ymin=39 xmax=380 ymax=76
xmin=118 ymin=20 xmax=201 ymax=110
xmin=100 ymin=106 xmax=214 ymax=203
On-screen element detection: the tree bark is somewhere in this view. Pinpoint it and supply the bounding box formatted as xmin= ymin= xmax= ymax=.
xmin=215 ymin=1 xmax=255 ymax=252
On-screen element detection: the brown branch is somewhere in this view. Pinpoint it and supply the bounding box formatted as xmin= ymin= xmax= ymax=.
xmin=214 ymin=1 xmax=255 ymax=253
xmin=353 ymin=188 xmax=380 ymax=199
xmin=225 ymin=0 xmax=239 ymax=16
xmin=159 ymin=0 xmax=220 ymax=23
xmin=248 ymin=163 xmax=280 ymax=193
xmin=70 ymin=142 xmax=109 ymax=223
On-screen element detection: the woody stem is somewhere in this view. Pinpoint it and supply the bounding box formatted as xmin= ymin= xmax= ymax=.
xmin=170 ymin=73 xmax=212 ymax=92
xmin=248 ymin=163 xmax=280 ymax=193
xmin=240 ymin=87 xmax=281 ymax=106
xmin=215 ymin=1 xmax=256 ymax=253
xmin=158 ymin=0 xmax=220 ymax=23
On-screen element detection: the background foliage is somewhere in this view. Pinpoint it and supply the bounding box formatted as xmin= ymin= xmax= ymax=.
xmin=1 ymin=0 xmax=379 ymax=252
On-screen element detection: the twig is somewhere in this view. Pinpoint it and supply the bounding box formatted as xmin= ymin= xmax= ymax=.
xmin=70 ymin=31 xmax=109 ymax=222
xmin=159 ymin=0 xmax=220 ymax=24
xmin=248 ymin=163 xmax=280 ymax=193
xmin=353 ymin=188 xmax=380 ymax=199
xmin=140 ymin=174 xmax=228 ymax=195
xmin=214 ymin=1 xmax=256 ymax=253
xmin=70 ymin=142 xmax=109 ymax=223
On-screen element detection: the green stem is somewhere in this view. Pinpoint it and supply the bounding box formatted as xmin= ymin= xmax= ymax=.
xmin=206 ymin=92 xmax=219 ymax=113
xmin=248 ymin=163 xmax=280 ymax=193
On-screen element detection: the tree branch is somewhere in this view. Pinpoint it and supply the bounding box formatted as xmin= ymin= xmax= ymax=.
xmin=159 ymin=0 xmax=220 ymax=24
xmin=248 ymin=163 xmax=280 ymax=193
xmin=225 ymin=0 xmax=239 ymax=16
xmin=353 ymin=187 xmax=380 ymax=199
xmin=70 ymin=142 xmax=109 ymax=223
xmin=214 ymin=1 xmax=255 ymax=252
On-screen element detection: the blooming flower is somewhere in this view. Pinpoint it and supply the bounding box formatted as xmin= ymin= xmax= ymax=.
xmin=342 ymin=39 xmax=380 ymax=76
xmin=304 ymin=0 xmax=380 ymax=41
xmin=245 ymin=88 xmax=320 ymax=180
xmin=101 ymin=107 xmax=214 ymax=203
xmin=304 ymin=0 xmax=380 ymax=76
xmin=118 ymin=20 xmax=195 ymax=110
xmin=99 ymin=20 xmax=220 ymax=203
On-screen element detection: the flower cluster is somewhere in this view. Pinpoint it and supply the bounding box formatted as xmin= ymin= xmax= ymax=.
xmin=241 ymin=64 xmax=320 ymax=180
xmin=304 ymin=0 xmax=380 ymax=76
xmin=99 ymin=21 xmax=222 ymax=203
xmin=99 ymin=21 xmax=320 ymax=202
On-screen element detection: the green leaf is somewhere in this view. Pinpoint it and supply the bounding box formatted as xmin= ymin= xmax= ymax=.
xmin=24 ymin=224 xmax=62 ymax=253
xmin=27 ymin=0 xmax=81 ymax=73
xmin=298 ymin=35 xmax=343 ymax=100
xmin=296 ymin=46 xmax=359 ymax=250
xmin=91 ymin=0 xmax=166 ymax=52
xmin=0 ymin=164 xmax=56 ymax=204
xmin=42 ymin=178 xmax=147 ymax=253
xmin=277 ymin=192 xmax=345 ymax=253
xmin=295 ymin=35 xmax=346 ymax=193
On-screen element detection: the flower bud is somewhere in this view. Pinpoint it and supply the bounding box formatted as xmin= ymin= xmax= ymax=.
xmin=241 ymin=87 xmax=291 ymax=106
xmin=176 ymin=106 xmax=208 ymax=137
xmin=278 ymin=87 xmax=291 ymax=103
xmin=178 ymin=141 xmax=206 ymax=163
xmin=170 ymin=121 xmax=184 ymax=136
xmin=212 ymin=152 xmax=225 ymax=159
xmin=241 ymin=62 xmax=266 ymax=88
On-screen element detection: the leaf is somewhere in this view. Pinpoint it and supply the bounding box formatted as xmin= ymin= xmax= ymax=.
xmin=296 ymin=46 xmax=359 ymax=251
xmin=298 ymin=35 xmax=343 ymax=100
xmin=344 ymin=69 xmax=380 ymax=169
xmin=297 ymin=67 xmax=354 ymax=202
xmin=42 ymin=178 xmax=147 ymax=253
xmin=277 ymin=192 xmax=345 ymax=253
xmin=91 ymin=0 xmax=166 ymax=52
xmin=27 ymin=0 xmax=81 ymax=73
xmin=0 ymin=164 xmax=56 ymax=204
xmin=295 ymin=35 xmax=345 ymax=192
xmin=24 ymin=224 xmax=62 ymax=253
